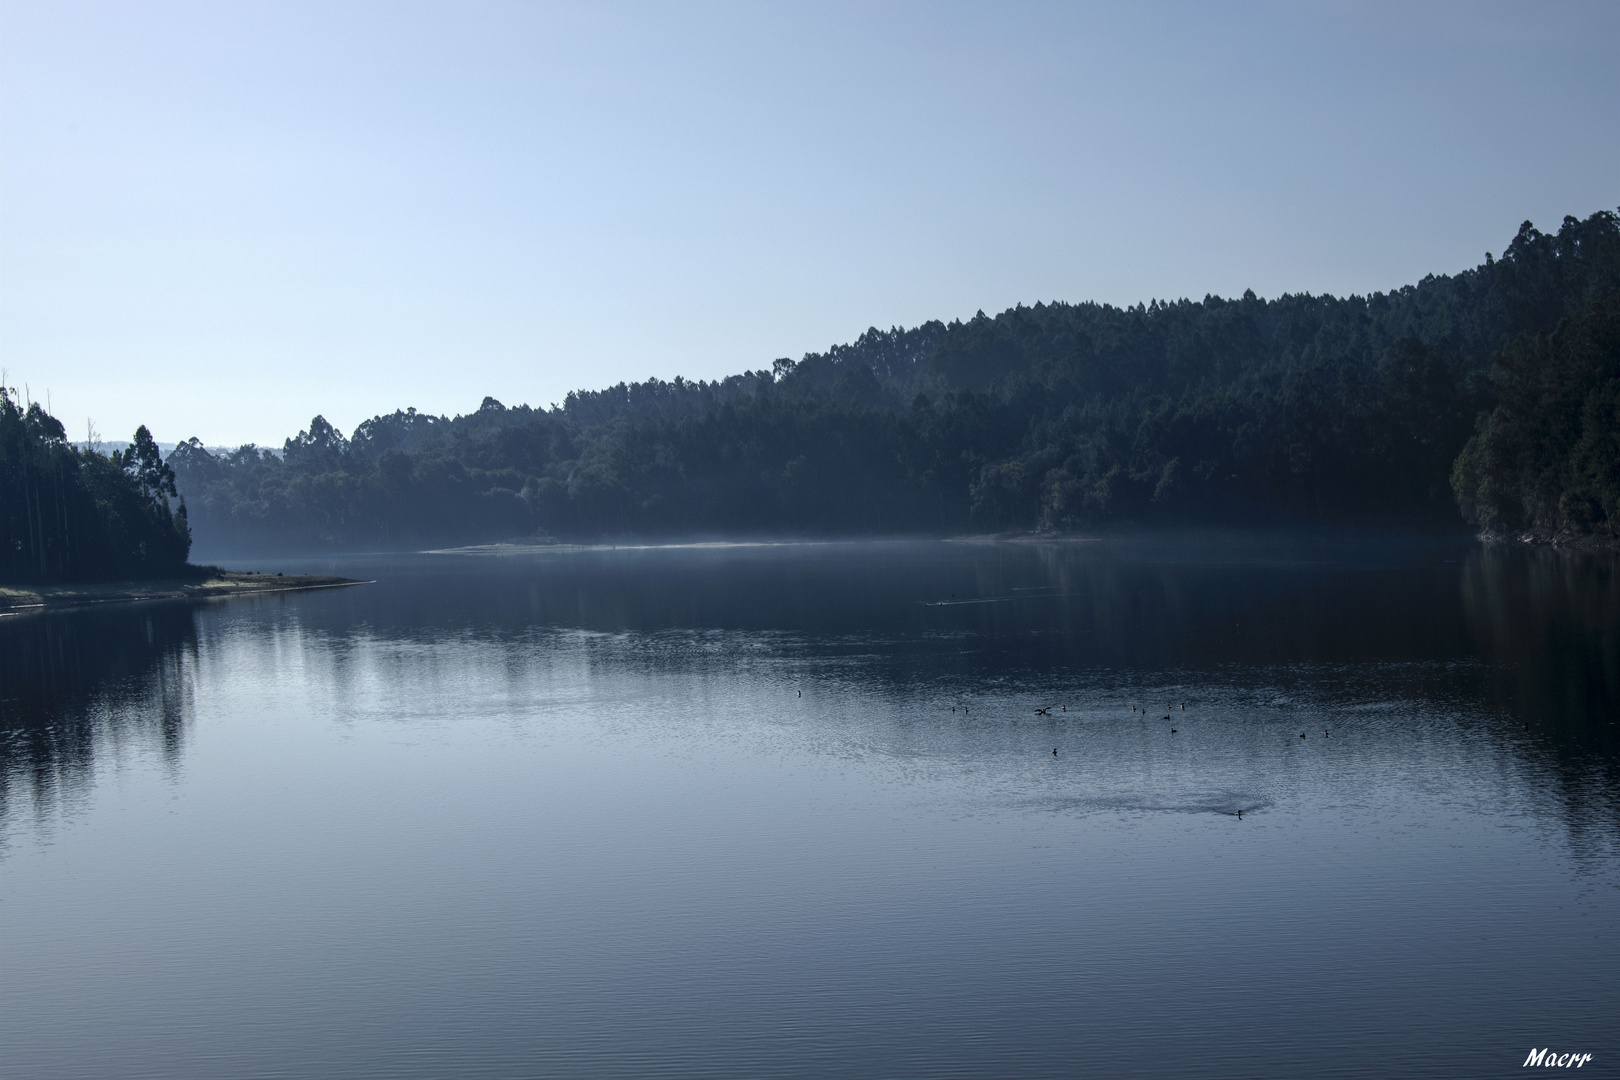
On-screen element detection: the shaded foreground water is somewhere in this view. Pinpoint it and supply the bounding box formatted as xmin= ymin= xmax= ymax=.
xmin=2 ymin=534 xmax=1617 ymax=1079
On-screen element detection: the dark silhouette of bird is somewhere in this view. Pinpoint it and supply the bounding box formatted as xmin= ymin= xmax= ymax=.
xmin=1171 ymin=728 xmax=1177 ymax=734
xmin=1300 ymin=733 xmax=1307 ymax=739
xmin=1052 ymin=748 xmax=1058 ymax=756
xmin=1237 ymin=809 xmax=1242 ymax=820
xmin=797 ymin=690 xmax=801 ymax=698
xmin=1324 ymin=730 xmax=1329 ymax=737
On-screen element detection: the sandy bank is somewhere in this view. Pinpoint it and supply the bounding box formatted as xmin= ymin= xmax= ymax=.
xmin=0 ymin=571 xmax=366 ymax=616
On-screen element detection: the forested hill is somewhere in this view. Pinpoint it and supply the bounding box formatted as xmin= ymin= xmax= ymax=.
xmin=170 ymin=211 xmax=1620 ymax=552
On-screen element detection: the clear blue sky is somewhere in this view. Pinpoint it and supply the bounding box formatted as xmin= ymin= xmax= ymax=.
xmin=2 ymin=1 xmax=1616 ymax=447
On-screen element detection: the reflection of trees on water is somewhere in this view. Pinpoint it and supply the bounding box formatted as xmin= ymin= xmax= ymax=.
xmin=1 ymin=540 xmax=1615 ymax=855
xmin=0 ymin=605 xmax=198 ymax=819
xmin=1460 ymin=545 xmax=1620 ymax=858
xmin=1461 ymin=546 xmax=1620 ymax=730
xmin=278 ymin=537 xmax=1486 ymax=670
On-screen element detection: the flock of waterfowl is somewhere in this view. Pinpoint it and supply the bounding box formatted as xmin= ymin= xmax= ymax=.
xmin=937 ymin=697 xmax=1333 ymax=821
xmin=932 ymin=698 xmax=1332 ymax=745
xmin=797 ymin=690 xmax=1336 ymax=820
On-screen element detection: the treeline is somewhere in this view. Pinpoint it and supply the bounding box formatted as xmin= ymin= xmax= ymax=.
xmin=169 ymin=211 xmax=1620 ymax=552
xmin=1 ymin=390 xmax=192 ymax=582
xmin=1453 ymin=288 xmax=1620 ymax=541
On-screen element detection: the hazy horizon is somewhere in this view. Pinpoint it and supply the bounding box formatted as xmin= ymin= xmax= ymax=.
xmin=4 ymin=0 xmax=1617 ymax=447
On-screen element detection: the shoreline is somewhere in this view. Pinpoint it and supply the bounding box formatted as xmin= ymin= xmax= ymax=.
xmin=422 ymin=528 xmax=1479 ymax=557
xmin=1478 ymin=529 xmax=1620 ymax=552
xmin=0 ymin=571 xmax=367 ymax=617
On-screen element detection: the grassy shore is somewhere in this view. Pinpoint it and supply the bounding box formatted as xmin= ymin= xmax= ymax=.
xmin=0 ymin=569 xmax=365 ymax=616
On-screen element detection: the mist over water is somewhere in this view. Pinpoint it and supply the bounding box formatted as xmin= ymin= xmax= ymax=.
xmin=2 ymin=535 xmax=1616 ymax=1078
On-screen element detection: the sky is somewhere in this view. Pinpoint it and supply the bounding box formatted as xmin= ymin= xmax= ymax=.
xmin=2 ymin=1 xmax=1616 ymax=447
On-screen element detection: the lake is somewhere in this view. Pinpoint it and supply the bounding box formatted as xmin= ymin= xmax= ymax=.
xmin=2 ymin=534 xmax=1616 ymax=1078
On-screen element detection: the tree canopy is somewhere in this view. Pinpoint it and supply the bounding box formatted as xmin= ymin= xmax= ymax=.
xmin=1452 ymin=288 xmax=1620 ymax=540
xmin=1 ymin=390 xmax=192 ymax=582
xmin=167 ymin=210 xmax=1620 ymax=552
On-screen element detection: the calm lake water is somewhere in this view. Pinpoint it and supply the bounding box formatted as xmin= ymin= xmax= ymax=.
xmin=2 ymin=534 xmax=1617 ymax=1079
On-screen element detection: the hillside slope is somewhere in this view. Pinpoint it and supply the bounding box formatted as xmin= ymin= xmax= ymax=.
xmin=171 ymin=211 xmax=1620 ymax=551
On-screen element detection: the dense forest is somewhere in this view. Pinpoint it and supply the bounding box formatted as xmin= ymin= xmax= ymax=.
xmin=1453 ymin=287 xmax=1620 ymax=541
xmin=156 ymin=209 xmax=1619 ymax=552
xmin=1 ymin=389 xmax=192 ymax=582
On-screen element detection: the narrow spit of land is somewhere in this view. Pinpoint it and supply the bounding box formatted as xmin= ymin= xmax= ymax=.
xmin=0 ymin=570 xmax=365 ymax=616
